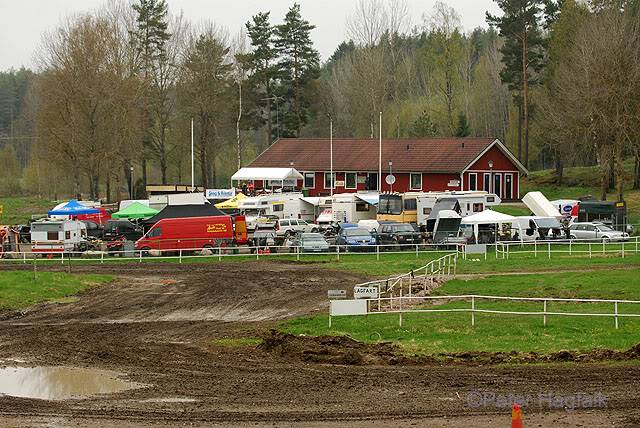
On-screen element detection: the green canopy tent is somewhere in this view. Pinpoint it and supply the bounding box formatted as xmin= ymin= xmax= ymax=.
xmin=112 ymin=202 xmax=159 ymax=220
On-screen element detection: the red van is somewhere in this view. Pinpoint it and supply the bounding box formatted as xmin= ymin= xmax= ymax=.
xmin=135 ymin=215 xmax=248 ymax=253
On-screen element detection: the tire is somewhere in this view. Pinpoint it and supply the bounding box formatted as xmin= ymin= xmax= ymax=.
xmin=569 ymin=235 xmax=577 ymax=240
xmin=602 ymin=237 xmax=611 ymax=243
xmin=140 ymin=247 xmax=151 ymax=257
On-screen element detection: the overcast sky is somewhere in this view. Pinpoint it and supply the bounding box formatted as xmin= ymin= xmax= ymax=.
xmin=0 ymin=0 xmax=501 ymax=71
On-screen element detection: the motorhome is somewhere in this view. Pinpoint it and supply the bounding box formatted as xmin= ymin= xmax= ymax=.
xmin=330 ymin=193 xmax=378 ymax=224
xmin=30 ymin=220 xmax=87 ymax=253
xmin=377 ymin=192 xmax=422 ymax=224
xmin=416 ymin=191 xmax=501 ymax=230
xmin=238 ymin=193 xmax=316 ymax=230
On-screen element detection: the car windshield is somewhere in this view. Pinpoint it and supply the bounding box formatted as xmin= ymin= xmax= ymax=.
xmin=392 ymin=224 xmax=415 ymax=232
xmin=378 ymin=195 xmax=403 ymax=215
xmin=597 ymin=224 xmax=615 ymax=232
xmin=344 ymin=228 xmax=370 ymax=237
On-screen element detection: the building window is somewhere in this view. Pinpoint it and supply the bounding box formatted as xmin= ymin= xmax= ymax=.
xmin=410 ymin=173 xmax=422 ymax=190
xmin=303 ymin=172 xmax=315 ymax=189
xmin=483 ymin=173 xmax=491 ymax=192
xmin=345 ymin=172 xmax=357 ymax=189
xmin=273 ymin=204 xmax=284 ymax=212
xmin=47 ymin=231 xmax=58 ymax=240
xmin=366 ymin=173 xmax=378 ymax=190
xmin=324 ymin=172 xmax=336 ymax=189
xmin=469 ymin=173 xmax=477 ymax=191
xmin=505 ymin=174 xmax=513 ymax=199
xmin=404 ymin=198 xmax=417 ymax=211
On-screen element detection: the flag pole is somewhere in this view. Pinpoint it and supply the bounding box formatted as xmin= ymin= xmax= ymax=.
xmin=330 ymin=117 xmax=334 ymax=197
xmin=191 ymin=118 xmax=194 ymax=191
xmin=378 ymin=112 xmax=382 ymax=192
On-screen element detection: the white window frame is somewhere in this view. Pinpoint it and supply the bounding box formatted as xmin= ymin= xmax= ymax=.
xmin=469 ymin=173 xmax=478 ymax=191
xmin=483 ymin=173 xmax=491 ymax=192
xmin=344 ymin=172 xmax=357 ymax=190
xmin=303 ymin=171 xmax=315 ymax=189
xmin=324 ymin=172 xmax=336 ymax=190
xmin=409 ymin=173 xmax=422 ymax=190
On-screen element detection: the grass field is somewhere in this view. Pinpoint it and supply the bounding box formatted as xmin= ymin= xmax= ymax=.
xmin=0 ymin=271 xmax=112 ymax=310
xmin=0 ymin=196 xmax=56 ymax=225
xmin=283 ymin=268 xmax=640 ymax=355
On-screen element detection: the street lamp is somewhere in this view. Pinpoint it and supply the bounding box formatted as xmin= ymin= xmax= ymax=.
xmin=388 ymin=160 xmax=393 ymax=193
xmin=130 ymin=166 xmax=134 ymax=199
xmin=488 ymin=160 xmax=494 ymax=194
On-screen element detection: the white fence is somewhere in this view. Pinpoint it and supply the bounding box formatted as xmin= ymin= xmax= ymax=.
xmin=332 ymin=294 xmax=640 ymax=329
xmin=495 ymin=236 xmax=640 ymax=260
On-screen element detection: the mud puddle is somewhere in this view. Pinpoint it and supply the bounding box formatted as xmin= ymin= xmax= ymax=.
xmin=0 ymin=366 xmax=144 ymax=400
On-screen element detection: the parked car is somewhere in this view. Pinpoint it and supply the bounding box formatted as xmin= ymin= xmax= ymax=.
xmin=336 ymin=227 xmax=376 ymax=251
xmin=81 ymin=220 xmax=104 ymax=239
xmin=376 ymin=222 xmax=422 ymax=250
xmin=569 ymin=222 xmax=630 ymax=242
xmin=291 ymin=232 xmax=330 ymax=253
xmin=104 ymin=219 xmax=143 ymax=242
xmin=276 ymin=219 xmax=318 ymax=238
xmin=250 ymin=229 xmax=278 ymax=253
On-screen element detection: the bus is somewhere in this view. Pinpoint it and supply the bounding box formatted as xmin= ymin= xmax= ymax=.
xmin=377 ymin=192 xmax=424 ymax=224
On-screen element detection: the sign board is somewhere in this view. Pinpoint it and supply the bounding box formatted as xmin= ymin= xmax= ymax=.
xmin=465 ymin=244 xmax=487 ymax=255
xmin=328 ymin=289 xmax=347 ymax=299
xmin=330 ymin=299 xmax=368 ymax=316
xmin=448 ymin=179 xmax=461 ymax=188
xmin=335 ymin=180 xmax=345 ymax=187
xmin=357 ymin=176 xmax=367 ymax=184
xmin=206 ymin=189 xmax=235 ymax=199
xmin=385 ymin=174 xmax=396 ymax=185
xmin=354 ymin=286 xmax=378 ymax=299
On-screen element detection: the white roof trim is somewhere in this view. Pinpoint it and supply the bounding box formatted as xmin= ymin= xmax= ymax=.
xmin=462 ymin=139 xmax=529 ymax=175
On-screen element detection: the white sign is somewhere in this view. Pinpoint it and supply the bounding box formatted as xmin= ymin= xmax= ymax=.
xmin=335 ymin=180 xmax=345 ymax=187
xmin=354 ymin=286 xmax=378 ymax=299
xmin=330 ymin=299 xmax=368 ymax=316
xmin=206 ymin=189 xmax=235 ymax=199
xmin=328 ymin=289 xmax=347 ymax=299
xmin=448 ymin=179 xmax=461 ymax=188
xmin=385 ymin=174 xmax=396 ymax=185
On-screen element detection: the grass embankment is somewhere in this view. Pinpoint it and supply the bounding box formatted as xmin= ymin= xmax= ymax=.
xmin=0 ymin=196 xmax=56 ymax=225
xmin=283 ymin=268 xmax=640 ymax=355
xmin=0 ymin=271 xmax=112 ymax=310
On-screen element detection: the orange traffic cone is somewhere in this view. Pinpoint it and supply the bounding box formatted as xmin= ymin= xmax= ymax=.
xmin=511 ymin=403 xmax=523 ymax=428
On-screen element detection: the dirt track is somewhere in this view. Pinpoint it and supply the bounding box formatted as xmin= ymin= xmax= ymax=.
xmin=1 ymin=261 xmax=640 ymax=427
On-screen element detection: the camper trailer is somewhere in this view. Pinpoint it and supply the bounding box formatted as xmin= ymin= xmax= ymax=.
xmin=238 ymin=193 xmax=315 ymax=230
xmin=416 ymin=191 xmax=501 ymax=230
xmin=31 ymin=220 xmax=87 ymax=253
xmin=330 ymin=193 xmax=378 ymax=224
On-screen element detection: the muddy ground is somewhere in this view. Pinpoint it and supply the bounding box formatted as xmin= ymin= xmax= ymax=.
xmin=1 ymin=261 xmax=640 ymax=427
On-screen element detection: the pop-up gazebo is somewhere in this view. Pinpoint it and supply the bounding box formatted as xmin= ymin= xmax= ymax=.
xmin=112 ymin=202 xmax=159 ymax=220
xmin=461 ymin=209 xmax=515 ymax=243
xmin=231 ymin=167 xmax=303 ymax=190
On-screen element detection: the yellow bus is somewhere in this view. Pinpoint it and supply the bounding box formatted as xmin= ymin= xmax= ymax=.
xmin=377 ymin=192 xmax=423 ymax=224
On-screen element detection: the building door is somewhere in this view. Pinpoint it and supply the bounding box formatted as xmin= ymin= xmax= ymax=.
xmin=366 ymin=173 xmax=378 ymax=190
xmin=505 ymin=174 xmax=513 ymax=200
xmin=493 ymin=173 xmax=502 ymax=198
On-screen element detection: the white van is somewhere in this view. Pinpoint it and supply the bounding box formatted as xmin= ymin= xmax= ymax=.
xmin=239 ymin=193 xmax=315 ymax=230
xmin=31 ymin=220 xmax=87 ymax=253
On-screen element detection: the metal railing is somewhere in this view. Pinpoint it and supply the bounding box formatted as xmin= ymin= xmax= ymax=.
xmin=335 ymin=294 xmax=640 ymax=329
xmin=495 ymin=236 xmax=640 ymax=260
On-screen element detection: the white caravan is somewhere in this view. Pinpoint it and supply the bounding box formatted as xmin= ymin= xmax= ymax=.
xmin=416 ymin=191 xmax=501 ymax=228
xmin=31 ymin=220 xmax=87 ymax=253
xmin=329 ymin=193 xmax=378 ymax=224
xmin=238 ymin=193 xmax=315 ymax=230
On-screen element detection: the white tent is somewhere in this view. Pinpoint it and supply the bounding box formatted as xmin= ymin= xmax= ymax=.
xmin=231 ymin=167 xmax=303 ymax=182
xmin=461 ymin=209 xmax=515 ymax=244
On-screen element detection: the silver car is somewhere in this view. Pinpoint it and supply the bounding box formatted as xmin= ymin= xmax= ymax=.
xmin=291 ymin=233 xmax=330 ymax=253
xmin=569 ymin=222 xmax=629 ymax=242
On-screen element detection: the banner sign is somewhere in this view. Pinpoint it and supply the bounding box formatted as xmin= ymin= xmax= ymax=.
xmin=205 ymin=189 xmax=235 ymax=199
xmin=354 ymin=286 xmax=378 ymax=299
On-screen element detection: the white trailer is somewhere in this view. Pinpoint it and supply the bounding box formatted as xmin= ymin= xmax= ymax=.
xmin=417 ymin=191 xmax=501 ymax=227
xmin=330 ymin=193 xmax=378 ymax=224
xmin=31 ymin=220 xmax=87 ymax=253
xmin=238 ymin=193 xmax=315 ymax=229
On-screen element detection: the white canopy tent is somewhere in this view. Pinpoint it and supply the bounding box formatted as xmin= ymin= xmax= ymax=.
xmin=231 ymin=167 xmax=303 ymax=183
xmin=461 ymin=209 xmax=515 ymax=243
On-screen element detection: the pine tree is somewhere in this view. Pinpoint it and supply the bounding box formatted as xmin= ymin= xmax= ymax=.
xmin=131 ymin=0 xmax=170 ymax=188
xmin=408 ymin=111 xmax=438 ymax=138
xmin=455 ymin=112 xmax=471 ymax=137
xmin=275 ymin=3 xmax=320 ymax=137
xmin=246 ymin=12 xmax=279 ymax=145
xmin=487 ymin=0 xmax=549 ymax=169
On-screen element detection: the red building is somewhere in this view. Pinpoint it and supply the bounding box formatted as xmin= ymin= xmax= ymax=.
xmin=248 ymin=138 xmax=528 ymax=201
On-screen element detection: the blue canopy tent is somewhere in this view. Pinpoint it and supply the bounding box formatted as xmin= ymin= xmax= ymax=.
xmin=48 ymin=200 xmax=100 ymax=216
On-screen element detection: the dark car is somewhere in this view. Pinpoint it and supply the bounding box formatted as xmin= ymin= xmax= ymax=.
xmin=376 ymin=223 xmax=422 ymax=250
xmin=104 ymin=220 xmax=143 ymax=242
xmin=336 ymin=227 xmax=376 ymax=251
xmin=82 ymin=220 xmax=104 ymax=239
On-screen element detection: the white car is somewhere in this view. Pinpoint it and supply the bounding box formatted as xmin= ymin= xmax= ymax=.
xmin=276 ymin=219 xmax=318 ymax=238
xmin=569 ymin=222 xmax=629 ymax=242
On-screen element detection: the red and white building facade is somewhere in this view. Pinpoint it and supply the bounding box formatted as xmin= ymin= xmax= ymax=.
xmin=248 ymin=138 xmax=528 ymax=201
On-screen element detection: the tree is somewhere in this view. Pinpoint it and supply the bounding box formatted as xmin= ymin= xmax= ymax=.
xmin=275 ymin=3 xmax=320 ymax=137
xmin=131 ymin=0 xmax=171 ymax=188
xmin=487 ymin=0 xmax=548 ymax=168
xmin=408 ymin=110 xmax=438 ymax=137
xmin=455 ymin=112 xmax=471 ymax=137
xmin=245 ymin=12 xmax=279 ymax=145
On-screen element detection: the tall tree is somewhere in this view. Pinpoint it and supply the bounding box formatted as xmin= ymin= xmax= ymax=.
xmin=487 ymin=0 xmax=547 ymax=168
xmin=245 ymin=12 xmax=278 ymax=145
xmin=275 ymin=3 xmax=320 ymax=137
xmin=131 ymin=0 xmax=171 ymax=187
